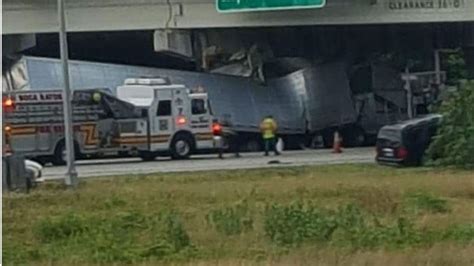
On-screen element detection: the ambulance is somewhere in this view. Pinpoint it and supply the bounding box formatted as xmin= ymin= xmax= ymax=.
xmin=2 ymin=77 xmax=215 ymax=165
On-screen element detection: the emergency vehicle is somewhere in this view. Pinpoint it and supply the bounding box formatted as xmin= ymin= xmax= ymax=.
xmin=2 ymin=78 xmax=215 ymax=165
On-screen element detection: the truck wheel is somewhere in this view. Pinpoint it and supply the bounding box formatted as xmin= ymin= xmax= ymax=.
xmin=322 ymin=131 xmax=335 ymax=148
xmin=343 ymin=127 xmax=366 ymax=147
xmin=52 ymin=142 xmax=67 ymax=166
xmin=52 ymin=141 xmax=80 ymax=166
xmin=170 ymin=135 xmax=193 ymax=160
xmin=353 ymin=129 xmax=366 ymax=147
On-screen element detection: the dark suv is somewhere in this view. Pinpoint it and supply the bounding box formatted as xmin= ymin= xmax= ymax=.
xmin=376 ymin=114 xmax=442 ymax=166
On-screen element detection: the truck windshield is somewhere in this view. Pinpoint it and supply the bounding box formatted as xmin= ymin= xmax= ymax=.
xmin=191 ymin=99 xmax=207 ymax=115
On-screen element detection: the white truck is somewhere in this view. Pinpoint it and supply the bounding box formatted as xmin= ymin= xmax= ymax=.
xmin=2 ymin=78 xmax=215 ymax=165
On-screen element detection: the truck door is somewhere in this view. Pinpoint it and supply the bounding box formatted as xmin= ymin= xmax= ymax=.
xmin=150 ymin=98 xmax=174 ymax=151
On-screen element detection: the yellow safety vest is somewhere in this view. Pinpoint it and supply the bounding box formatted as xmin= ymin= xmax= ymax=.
xmin=260 ymin=118 xmax=277 ymax=139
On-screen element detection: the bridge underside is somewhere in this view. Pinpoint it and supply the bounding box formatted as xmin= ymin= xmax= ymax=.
xmin=3 ymin=0 xmax=474 ymax=34
xmin=1 ymin=23 xmax=468 ymax=78
xmin=3 ymin=1 xmax=474 ymax=78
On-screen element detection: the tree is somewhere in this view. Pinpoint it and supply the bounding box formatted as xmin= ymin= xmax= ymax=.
xmin=427 ymin=80 xmax=474 ymax=169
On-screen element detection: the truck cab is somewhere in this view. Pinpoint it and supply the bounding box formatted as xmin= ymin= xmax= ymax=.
xmin=116 ymin=78 xmax=214 ymax=160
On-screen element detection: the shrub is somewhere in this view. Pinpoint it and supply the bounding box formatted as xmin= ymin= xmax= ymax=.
xmin=35 ymin=212 xmax=92 ymax=243
xmin=207 ymin=201 xmax=254 ymax=235
xmin=264 ymin=203 xmax=424 ymax=248
xmin=32 ymin=211 xmax=192 ymax=263
xmin=333 ymin=205 xmax=423 ymax=249
xmin=445 ymin=50 xmax=468 ymax=84
xmin=427 ymin=80 xmax=474 ymax=169
xmin=405 ymin=192 xmax=450 ymax=214
xmin=442 ymin=224 xmax=474 ymax=243
xmin=160 ymin=211 xmax=192 ymax=252
xmin=263 ymin=202 xmax=337 ymax=246
xmin=140 ymin=211 xmax=192 ymax=259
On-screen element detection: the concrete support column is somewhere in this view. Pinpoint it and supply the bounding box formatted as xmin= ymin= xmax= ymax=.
xmin=154 ymin=29 xmax=193 ymax=58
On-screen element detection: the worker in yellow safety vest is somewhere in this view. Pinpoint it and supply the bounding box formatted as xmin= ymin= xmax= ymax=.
xmin=260 ymin=115 xmax=280 ymax=156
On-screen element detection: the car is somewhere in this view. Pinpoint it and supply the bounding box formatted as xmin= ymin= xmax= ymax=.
xmin=376 ymin=114 xmax=442 ymax=166
xmin=25 ymin=159 xmax=44 ymax=187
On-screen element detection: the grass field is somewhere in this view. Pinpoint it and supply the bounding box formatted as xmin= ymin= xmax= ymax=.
xmin=3 ymin=164 xmax=474 ymax=265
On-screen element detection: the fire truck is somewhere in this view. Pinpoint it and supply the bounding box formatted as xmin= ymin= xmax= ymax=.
xmin=2 ymin=78 xmax=215 ymax=165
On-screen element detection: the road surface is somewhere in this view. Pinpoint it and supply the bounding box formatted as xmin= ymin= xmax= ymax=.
xmin=42 ymin=147 xmax=375 ymax=180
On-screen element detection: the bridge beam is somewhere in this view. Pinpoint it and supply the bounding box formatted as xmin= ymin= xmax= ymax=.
xmin=3 ymin=0 xmax=474 ymax=34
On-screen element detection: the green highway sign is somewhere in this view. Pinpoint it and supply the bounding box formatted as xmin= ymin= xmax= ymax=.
xmin=216 ymin=0 xmax=326 ymax=13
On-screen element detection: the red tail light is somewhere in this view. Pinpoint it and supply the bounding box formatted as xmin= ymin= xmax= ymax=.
xmin=3 ymin=97 xmax=15 ymax=112
xmin=177 ymin=116 xmax=187 ymax=125
xmin=396 ymin=146 xmax=408 ymax=159
xmin=4 ymin=98 xmax=13 ymax=107
xmin=212 ymin=122 xmax=222 ymax=136
xmin=4 ymin=125 xmax=12 ymax=135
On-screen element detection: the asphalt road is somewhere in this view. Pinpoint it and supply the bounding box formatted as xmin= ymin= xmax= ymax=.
xmin=42 ymin=147 xmax=375 ymax=180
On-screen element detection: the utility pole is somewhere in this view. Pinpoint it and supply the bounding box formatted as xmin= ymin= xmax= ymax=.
xmin=404 ymin=66 xmax=413 ymax=119
xmin=434 ymin=49 xmax=441 ymax=86
xmin=58 ymin=0 xmax=78 ymax=188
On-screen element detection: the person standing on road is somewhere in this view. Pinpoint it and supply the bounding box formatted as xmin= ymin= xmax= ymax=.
xmin=260 ymin=115 xmax=280 ymax=156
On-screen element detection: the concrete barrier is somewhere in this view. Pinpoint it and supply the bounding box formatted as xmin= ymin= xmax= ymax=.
xmin=2 ymin=155 xmax=28 ymax=192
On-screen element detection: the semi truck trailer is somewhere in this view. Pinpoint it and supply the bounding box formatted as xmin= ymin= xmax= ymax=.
xmin=3 ymin=56 xmax=359 ymax=151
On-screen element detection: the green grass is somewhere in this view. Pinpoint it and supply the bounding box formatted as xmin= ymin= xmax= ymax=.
xmin=3 ymin=164 xmax=474 ymax=265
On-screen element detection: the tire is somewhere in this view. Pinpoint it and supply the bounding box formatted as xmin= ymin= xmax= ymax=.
xmin=322 ymin=131 xmax=335 ymax=149
xmin=170 ymin=134 xmax=194 ymax=160
xmin=52 ymin=140 xmax=80 ymax=166
xmin=52 ymin=141 xmax=67 ymax=166
xmin=343 ymin=127 xmax=366 ymax=147
xmin=139 ymin=151 xmax=156 ymax=161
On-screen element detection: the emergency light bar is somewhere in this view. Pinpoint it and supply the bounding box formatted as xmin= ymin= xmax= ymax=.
xmin=3 ymin=97 xmax=14 ymax=107
xmin=190 ymin=86 xmax=206 ymax=94
xmin=124 ymin=78 xmax=170 ymax=86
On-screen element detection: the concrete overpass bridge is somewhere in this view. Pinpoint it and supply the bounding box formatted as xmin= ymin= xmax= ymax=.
xmin=3 ymin=0 xmax=474 ymax=34
xmin=3 ymin=0 xmax=474 ymax=77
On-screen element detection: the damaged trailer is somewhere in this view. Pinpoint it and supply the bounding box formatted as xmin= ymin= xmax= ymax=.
xmin=3 ymin=56 xmax=357 ymax=150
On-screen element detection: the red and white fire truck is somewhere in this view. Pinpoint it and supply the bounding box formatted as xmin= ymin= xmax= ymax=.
xmin=2 ymin=78 xmax=215 ymax=165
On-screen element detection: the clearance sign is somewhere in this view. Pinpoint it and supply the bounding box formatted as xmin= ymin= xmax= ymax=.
xmin=388 ymin=0 xmax=463 ymax=10
xmin=216 ymin=0 xmax=326 ymax=13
